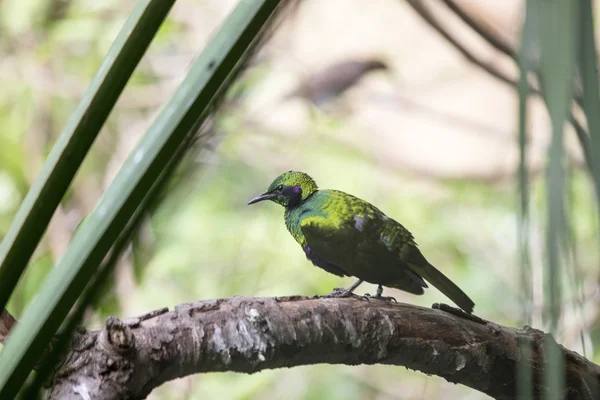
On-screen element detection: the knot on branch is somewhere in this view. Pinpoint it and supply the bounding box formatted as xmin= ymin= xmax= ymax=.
xmin=101 ymin=316 xmax=135 ymax=355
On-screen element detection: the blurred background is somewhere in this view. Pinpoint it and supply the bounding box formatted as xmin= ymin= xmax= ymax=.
xmin=0 ymin=0 xmax=597 ymax=398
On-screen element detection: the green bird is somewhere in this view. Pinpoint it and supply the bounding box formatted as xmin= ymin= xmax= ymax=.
xmin=248 ymin=171 xmax=475 ymax=314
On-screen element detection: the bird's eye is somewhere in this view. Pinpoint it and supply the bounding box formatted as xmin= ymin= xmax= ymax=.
xmin=276 ymin=185 xmax=284 ymax=191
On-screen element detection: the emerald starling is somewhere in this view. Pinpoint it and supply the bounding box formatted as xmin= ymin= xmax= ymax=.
xmin=248 ymin=171 xmax=475 ymax=314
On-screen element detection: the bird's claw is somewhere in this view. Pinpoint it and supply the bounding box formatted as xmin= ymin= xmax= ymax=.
xmin=363 ymin=293 xmax=397 ymax=303
xmin=362 ymin=285 xmax=397 ymax=302
xmin=322 ymin=288 xmax=370 ymax=301
xmin=356 ymin=294 xmax=371 ymax=302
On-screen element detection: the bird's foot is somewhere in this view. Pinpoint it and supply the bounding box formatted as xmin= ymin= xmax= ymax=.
xmin=363 ymin=293 xmax=397 ymax=303
xmin=322 ymin=288 xmax=370 ymax=301
xmin=363 ymin=285 xmax=397 ymax=302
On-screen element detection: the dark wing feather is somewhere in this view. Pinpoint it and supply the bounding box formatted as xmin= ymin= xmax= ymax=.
xmin=299 ymin=201 xmax=427 ymax=295
xmin=301 ymin=219 xmax=360 ymax=272
xmin=302 ymin=244 xmax=348 ymax=277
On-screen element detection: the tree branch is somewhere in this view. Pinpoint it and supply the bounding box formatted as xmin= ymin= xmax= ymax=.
xmin=440 ymin=0 xmax=516 ymax=59
xmin=45 ymin=296 xmax=599 ymax=400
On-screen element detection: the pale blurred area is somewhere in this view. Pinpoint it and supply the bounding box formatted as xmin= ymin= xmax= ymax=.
xmin=0 ymin=0 xmax=598 ymax=399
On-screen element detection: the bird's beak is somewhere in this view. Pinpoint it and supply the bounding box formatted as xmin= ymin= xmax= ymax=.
xmin=247 ymin=192 xmax=276 ymax=205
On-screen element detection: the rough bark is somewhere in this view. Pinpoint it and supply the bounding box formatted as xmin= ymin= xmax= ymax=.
xmin=42 ymin=296 xmax=599 ymax=400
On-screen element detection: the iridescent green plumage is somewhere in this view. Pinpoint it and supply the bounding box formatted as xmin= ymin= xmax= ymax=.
xmin=248 ymin=171 xmax=475 ymax=313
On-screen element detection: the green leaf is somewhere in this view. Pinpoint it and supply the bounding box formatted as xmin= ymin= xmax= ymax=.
xmin=577 ymin=0 xmax=600 ymax=228
xmin=516 ymin=3 xmax=537 ymax=398
xmin=21 ymin=124 xmax=201 ymax=397
xmin=533 ymin=0 xmax=577 ymax=398
xmin=0 ymin=0 xmax=284 ymax=396
xmin=571 ymin=0 xmax=600 ymax=368
xmin=0 ymin=0 xmax=176 ymax=314
xmin=516 ymin=0 xmax=536 ymax=326
xmin=535 ymin=0 xmax=574 ymax=327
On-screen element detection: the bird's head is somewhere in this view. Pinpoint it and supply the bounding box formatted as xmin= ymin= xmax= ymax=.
xmin=248 ymin=171 xmax=318 ymax=208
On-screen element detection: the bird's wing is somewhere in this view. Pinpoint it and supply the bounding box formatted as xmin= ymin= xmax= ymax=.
xmin=299 ymin=193 xmax=398 ymax=261
xmin=299 ymin=213 xmax=357 ymax=277
xmin=300 ymin=214 xmax=361 ymax=264
xmin=300 ymin=194 xmax=428 ymax=294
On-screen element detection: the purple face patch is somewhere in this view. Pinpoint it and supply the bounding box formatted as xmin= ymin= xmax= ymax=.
xmin=284 ymin=185 xmax=303 ymax=207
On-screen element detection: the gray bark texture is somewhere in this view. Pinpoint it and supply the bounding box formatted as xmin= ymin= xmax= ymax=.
xmin=44 ymin=296 xmax=600 ymax=400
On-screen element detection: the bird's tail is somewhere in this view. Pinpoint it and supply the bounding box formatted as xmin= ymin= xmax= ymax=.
xmin=414 ymin=261 xmax=475 ymax=314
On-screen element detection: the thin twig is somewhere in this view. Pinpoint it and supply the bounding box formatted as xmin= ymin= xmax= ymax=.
xmin=441 ymin=0 xmax=516 ymax=57
xmin=440 ymin=0 xmax=585 ymax=107
xmin=405 ymin=0 xmax=534 ymax=94
xmin=405 ymin=0 xmax=592 ymax=172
